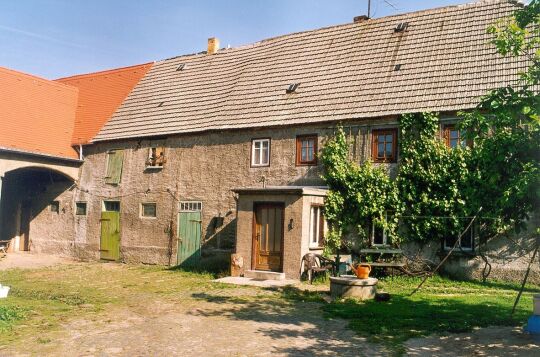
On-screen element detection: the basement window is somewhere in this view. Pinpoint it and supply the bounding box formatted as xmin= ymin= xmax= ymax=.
xmin=75 ymin=202 xmax=87 ymax=216
xmin=444 ymin=224 xmax=475 ymax=252
xmin=141 ymin=203 xmax=157 ymax=218
xmin=371 ymin=214 xmax=389 ymax=246
xmin=50 ymin=201 xmax=60 ymax=214
xmin=146 ymin=147 xmax=166 ymax=168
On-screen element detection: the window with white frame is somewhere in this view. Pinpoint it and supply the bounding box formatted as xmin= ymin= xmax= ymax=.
xmin=140 ymin=203 xmax=157 ymax=218
xmin=444 ymin=224 xmax=475 ymax=251
xmin=251 ymin=138 xmax=270 ymax=167
xmin=180 ymin=201 xmax=202 ymax=212
xmin=309 ymin=205 xmax=325 ymax=248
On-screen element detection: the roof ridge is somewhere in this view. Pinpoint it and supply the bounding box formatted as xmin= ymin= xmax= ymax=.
xmin=0 ymin=66 xmax=78 ymax=92
xmin=55 ymin=62 xmax=154 ymax=81
xmin=158 ymin=0 xmax=519 ymax=63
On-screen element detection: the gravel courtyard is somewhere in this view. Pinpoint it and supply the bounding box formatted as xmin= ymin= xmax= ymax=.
xmin=0 ymin=254 xmax=537 ymax=356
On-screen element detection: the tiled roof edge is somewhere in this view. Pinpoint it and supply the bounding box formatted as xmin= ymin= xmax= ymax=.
xmin=55 ymin=62 xmax=155 ymax=81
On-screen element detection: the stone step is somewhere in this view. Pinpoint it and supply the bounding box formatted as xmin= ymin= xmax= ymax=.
xmin=244 ymin=270 xmax=285 ymax=281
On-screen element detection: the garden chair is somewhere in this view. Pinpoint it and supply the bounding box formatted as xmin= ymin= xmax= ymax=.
xmin=301 ymin=253 xmax=335 ymax=284
xmin=0 ymin=240 xmax=10 ymax=255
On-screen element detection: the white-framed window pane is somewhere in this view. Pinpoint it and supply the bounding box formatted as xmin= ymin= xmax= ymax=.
xmin=252 ymin=139 xmax=270 ymax=166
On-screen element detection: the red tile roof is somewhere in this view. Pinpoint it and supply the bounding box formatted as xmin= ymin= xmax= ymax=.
xmin=56 ymin=63 xmax=152 ymax=145
xmin=0 ymin=67 xmax=79 ymax=159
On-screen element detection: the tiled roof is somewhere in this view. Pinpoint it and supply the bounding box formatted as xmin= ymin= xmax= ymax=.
xmin=0 ymin=67 xmax=79 ymax=159
xmin=94 ymin=0 xmax=529 ymax=142
xmin=56 ymin=63 xmax=152 ymax=145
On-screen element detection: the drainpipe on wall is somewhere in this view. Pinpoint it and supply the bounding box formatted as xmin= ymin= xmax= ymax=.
xmin=79 ymin=144 xmax=83 ymax=161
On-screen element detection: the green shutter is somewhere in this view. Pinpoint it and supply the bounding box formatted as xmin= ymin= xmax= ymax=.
xmin=105 ymin=150 xmax=124 ymax=184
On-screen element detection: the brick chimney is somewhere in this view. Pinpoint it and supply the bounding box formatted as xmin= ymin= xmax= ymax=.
xmin=207 ymin=37 xmax=220 ymax=55
xmin=354 ymin=15 xmax=369 ymax=23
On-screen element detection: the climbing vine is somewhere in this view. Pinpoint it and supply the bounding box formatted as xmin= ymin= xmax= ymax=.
xmin=397 ymin=112 xmax=470 ymax=243
xmin=320 ymin=126 xmax=401 ymax=254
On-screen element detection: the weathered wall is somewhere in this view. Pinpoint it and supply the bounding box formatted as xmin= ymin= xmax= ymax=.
xmin=75 ymin=118 xmax=400 ymax=266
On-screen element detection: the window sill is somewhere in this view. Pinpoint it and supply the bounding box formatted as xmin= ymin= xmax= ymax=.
xmin=145 ymin=166 xmax=164 ymax=170
xmin=296 ymin=163 xmax=318 ymax=167
xmin=309 ymin=246 xmax=324 ymax=250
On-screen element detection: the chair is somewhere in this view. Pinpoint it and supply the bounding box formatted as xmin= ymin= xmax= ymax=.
xmin=0 ymin=240 xmax=11 ymax=255
xmin=301 ymin=253 xmax=335 ymax=284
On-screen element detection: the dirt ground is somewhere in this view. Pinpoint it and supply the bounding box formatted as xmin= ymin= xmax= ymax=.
xmin=0 ymin=252 xmax=75 ymax=270
xmin=0 ymin=256 xmax=538 ymax=357
xmin=405 ymin=326 xmax=539 ymax=356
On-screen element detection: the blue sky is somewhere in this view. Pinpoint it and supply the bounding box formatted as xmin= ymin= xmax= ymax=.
xmin=1 ymin=0 xmax=472 ymax=79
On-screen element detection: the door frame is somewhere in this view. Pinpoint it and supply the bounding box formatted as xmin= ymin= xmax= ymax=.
xmin=251 ymin=201 xmax=285 ymax=272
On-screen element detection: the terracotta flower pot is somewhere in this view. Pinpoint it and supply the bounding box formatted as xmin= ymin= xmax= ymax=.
xmin=350 ymin=264 xmax=371 ymax=279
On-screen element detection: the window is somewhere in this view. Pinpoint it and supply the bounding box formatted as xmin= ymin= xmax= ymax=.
xmin=296 ymin=135 xmax=317 ymax=166
xmin=251 ymin=138 xmax=270 ymax=167
xmin=105 ymin=149 xmax=124 ymax=184
xmin=75 ymin=202 xmax=87 ymax=216
xmin=50 ymin=201 xmax=59 ymax=213
xmin=443 ymin=125 xmax=468 ymax=149
xmin=372 ymin=129 xmax=397 ymax=163
xmin=444 ymin=224 xmax=475 ymax=252
xmin=141 ymin=203 xmax=157 ymax=218
xmin=102 ymin=201 xmax=120 ymax=212
xmin=146 ymin=147 xmax=166 ymax=168
xmin=180 ymin=201 xmax=202 ymax=212
xmin=371 ymin=213 xmax=390 ymax=246
xmin=309 ymin=205 xmax=325 ymax=248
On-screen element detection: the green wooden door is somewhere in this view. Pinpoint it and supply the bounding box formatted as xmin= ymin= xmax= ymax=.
xmin=177 ymin=211 xmax=202 ymax=266
xmin=100 ymin=211 xmax=120 ymax=261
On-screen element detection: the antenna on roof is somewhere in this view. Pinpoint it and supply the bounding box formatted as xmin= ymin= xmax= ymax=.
xmin=368 ymin=0 xmax=371 ymax=18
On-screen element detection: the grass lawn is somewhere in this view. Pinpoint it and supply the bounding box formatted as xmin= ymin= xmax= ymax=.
xmin=323 ymin=276 xmax=539 ymax=354
xmin=0 ymin=263 xmax=538 ymax=355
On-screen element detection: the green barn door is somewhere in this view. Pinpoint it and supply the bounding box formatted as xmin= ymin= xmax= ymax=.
xmin=177 ymin=211 xmax=202 ymax=266
xmin=100 ymin=201 xmax=120 ymax=261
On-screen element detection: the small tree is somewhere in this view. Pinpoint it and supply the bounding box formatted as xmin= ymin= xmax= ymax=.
xmin=460 ymin=0 xmax=540 ymax=238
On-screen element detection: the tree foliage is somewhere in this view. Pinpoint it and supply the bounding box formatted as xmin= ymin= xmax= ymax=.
xmin=460 ymin=0 xmax=540 ymax=236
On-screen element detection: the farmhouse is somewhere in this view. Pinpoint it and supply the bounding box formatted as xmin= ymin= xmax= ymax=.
xmin=0 ymin=0 xmax=537 ymax=282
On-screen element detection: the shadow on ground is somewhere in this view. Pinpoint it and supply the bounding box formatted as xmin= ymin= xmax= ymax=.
xmin=190 ymin=287 xmax=385 ymax=356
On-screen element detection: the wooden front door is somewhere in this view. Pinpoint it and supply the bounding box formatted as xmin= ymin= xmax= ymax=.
xmin=253 ymin=203 xmax=284 ymax=272
xmin=177 ymin=211 xmax=202 ymax=266
xmin=100 ymin=201 xmax=120 ymax=261
xmin=19 ymin=200 xmax=31 ymax=251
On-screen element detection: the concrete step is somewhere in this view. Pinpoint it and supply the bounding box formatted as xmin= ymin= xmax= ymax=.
xmin=244 ymin=270 xmax=285 ymax=281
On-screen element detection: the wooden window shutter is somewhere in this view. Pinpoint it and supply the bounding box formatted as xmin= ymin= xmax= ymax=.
xmin=105 ymin=150 xmax=124 ymax=184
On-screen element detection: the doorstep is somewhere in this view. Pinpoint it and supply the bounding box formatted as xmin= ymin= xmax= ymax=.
xmin=244 ymin=270 xmax=285 ymax=281
xmin=213 ymin=276 xmax=298 ymax=288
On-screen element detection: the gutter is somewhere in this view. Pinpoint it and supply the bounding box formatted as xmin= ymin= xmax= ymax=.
xmin=0 ymin=146 xmax=83 ymax=164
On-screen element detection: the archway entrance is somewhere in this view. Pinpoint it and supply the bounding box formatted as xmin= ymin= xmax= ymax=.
xmin=0 ymin=167 xmax=74 ymax=252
